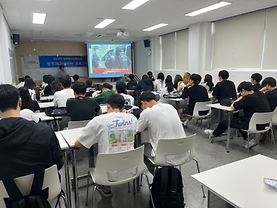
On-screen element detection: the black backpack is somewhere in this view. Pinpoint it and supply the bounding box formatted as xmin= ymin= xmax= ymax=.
xmin=3 ymin=170 xmax=51 ymax=208
xmin=150 ymin=166 xmax=185 ymax=208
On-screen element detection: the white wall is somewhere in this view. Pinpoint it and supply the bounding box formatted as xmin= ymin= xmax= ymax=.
xmin=0 ymin=7 xmax=15 ymax=84
xmin=134 ymin=40 xmax=149 ymax=79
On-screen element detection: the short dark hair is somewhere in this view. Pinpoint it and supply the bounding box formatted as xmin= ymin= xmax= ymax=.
xmin=24 ymin=78 xmax=36 ymax=89
xmin=262 ymin=77 xmax=276 ymax=88
xmin=60 ymin=75 xmax=71 ymax=88
xmin=218 ymin=70 xmax=229 ymax=80
xmin=73 ymin=82 xmax=86 ymax=95
xmin=73 ymin=74 xmax=79 ymax=81
xmin=0 ymin=85 xmax=20 ymax=112
xmin=59 ymin=65 xmax=64 ymax=70
xmin=129 ymin=74 xmax=134 ymax=80
xmin=237 ymin=81 xmax=254 ymax=92
xmin=42 ymin=75 xmax=49 ymax=83
xmin=116 ymin=81 xmax=126 ymax=93
xmin=19 ymin=78 xmax=24 ymax=82
xmin=138 ymin=92 xmax=156 ymax=108
xmin=103 ymin=83 xmax=113 ymax=90
xmin=85 ymin=79 xmax=92 ymax=87
xmin=47 ymin=75 xmax=55 ymax=85
xmin=251 ymin=73 xmax=262 ymax=83
xmin=190 ymin=74 xmax=201 ymax=85
xmin=24 ymin=75 xmax=30 ymax=79
xmin=107 ymin=94 xmax=124 ymax=109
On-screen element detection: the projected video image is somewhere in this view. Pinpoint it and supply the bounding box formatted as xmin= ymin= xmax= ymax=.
xmin=87 ymin=43 xmax=133 ymax=78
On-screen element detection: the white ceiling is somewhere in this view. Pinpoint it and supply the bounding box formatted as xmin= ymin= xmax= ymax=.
xmin=1 ymin=0 xmax=277 ymax=43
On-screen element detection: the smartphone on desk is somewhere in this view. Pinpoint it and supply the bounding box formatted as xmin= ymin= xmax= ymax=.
xmin=264 ymin=178 xmax=277 ymax=188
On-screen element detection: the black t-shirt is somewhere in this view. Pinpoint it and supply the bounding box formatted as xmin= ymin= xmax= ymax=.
xmin=253 ymin=84 xmax=262 ymax=92
xmin=265 ymin=88 xmax=277 ymax=111
xmin=181 ymin=85 xmax=209 ymax=109
xmin=212 ymin=80 xmax=237 ymax=102
xmin=234 ymin=91 xmax=271 ymax=122
xmin=127 ymin=80 xmax=137 ymax=90
xmin=66 ymin=96 xmax=101 ymax=121
xmin=44 ymin=85 xmax=52 ymax=96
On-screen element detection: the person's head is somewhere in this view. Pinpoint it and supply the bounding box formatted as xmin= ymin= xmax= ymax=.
xmin=47 ymin=75 xmax=55 ymax=85
xmin=142 ymin=74 xmax=152 ymax=85
xmin=183 ymin=73 xmax=191 ymax=85
xmin=174 ymin=74 xmax=183 ymax=85
xmin=24 ymin=78 xmax=36 ymax=90
xmin=129 ymin=74 xmax=134 ymax=80
xmin=190 ymin=74 xmax=201 ymax=86
xmin=60 ymin=75 xmax=71 ymax=88
xmin=102 ymin=83 xmax=113 ymax=91
xmin=251 ymin=73 xmax=262 ymax=84
xmin=147 ymin=71 xmax=154 ymax=80
xmin=18 ymin=78 xmax=24 ymax=83
xmin=59 ymin=65 xmax=64 ymax=71
xmin=85 ymin=79 xmax=92 ymax=87
xmin=94 ymin=46 xmax=99 ymax=52
xmin=204 ymin=74 xmax=214 ymax=90
xmin=165 ymin=75 xmax=174 ymax=92
xmin=157 ymin=73 xmax=164 ymax=81
xmin=24 ymin=75 xmax=30 ymax=80
xmin=0 ymin=85 xmax=21 ymax=117
xmin=42 ymin=75 xmax=49 ymax=83
xmin=73 ymin=82 xmax=86 ymax=97
xmin=261 ymin=77 xmax=276 ymax=89
xmin=106 ymin=93 xmax=125 ymax=112
xmin=73 ymin=74 xmax=79 ymax=81
xmin=218 ymin=70 xmax=229 ymax=81
xmin=116 ymin=81 xmax=126 ymax=94
xmin=19 ymin=87 xmax=32 ymax=110
xmin=237 ymin=81 xmax=254 ymax=96
xmin=138 ymin=92 xmax=157 ymax=110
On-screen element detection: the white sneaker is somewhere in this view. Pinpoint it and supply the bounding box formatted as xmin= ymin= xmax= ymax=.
xmin=244 ymin=139 xmax=257 ymax=149
xmin=204 ymin=129 xmax=214 ymax=136
xmin=182 ymin=120 xmax=189 ymax=127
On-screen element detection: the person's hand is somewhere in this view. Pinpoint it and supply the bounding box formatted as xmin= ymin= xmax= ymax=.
xmin=121 ymin=109 xmax=129 ymax=114
xmin=178 ymin=81 xmax=183 ymax=86
xmin=260 ymin=87 xmax=268 ymax=92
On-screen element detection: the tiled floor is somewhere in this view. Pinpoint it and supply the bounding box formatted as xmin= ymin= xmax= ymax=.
xmin=50 ymin=119 xmax=277 ymax=208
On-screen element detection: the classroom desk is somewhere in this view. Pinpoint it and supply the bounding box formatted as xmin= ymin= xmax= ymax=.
xmin=206 ymin=103 xmax=235 ymax=153
xmin=192 ymin=154 xmax=277 ymax=208
xmin=38 ymin=101 xmax=55 ymax=109
xmin=36 ymin=112 xmax=63 ymax=121
xmin=40 ymin=95 xmax=54 ymax=101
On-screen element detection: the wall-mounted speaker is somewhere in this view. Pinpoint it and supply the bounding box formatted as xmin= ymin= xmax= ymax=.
xmin=144 ymin=39 xmax=150 ymax=47
xmin=13 ymin=34 xmax=20 ymax=45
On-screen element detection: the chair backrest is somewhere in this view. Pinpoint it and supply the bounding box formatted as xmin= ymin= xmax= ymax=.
xmin=192 ymin=100 xmax=213 ymax=117
xmin=154 ymin=134 xmax=196 ymax=166
xmin=68 ymin=119 xmax=90 ymax=129
xmin=272 ymin=107 xmax=277 ymax=125
xmin=0 ymin=165 xmax=61 ymax=207
xmin=247 ymin=112 xmax=274 ymax=133
xmin=94 ymin=146 xmax=144 ymax=186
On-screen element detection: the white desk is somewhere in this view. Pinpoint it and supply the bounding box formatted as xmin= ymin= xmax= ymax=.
xmin=192 ymin=154 xmax=277 ymax=208
xmin=38 ymin=101 xmax=55 ymax=109
xmin=206 ymin=103 xmax=234 ymax=152
xmin=40 ymin=95 xmax=54 ymax=101
xmin=59 ymin=127 xmax=83 ymax=148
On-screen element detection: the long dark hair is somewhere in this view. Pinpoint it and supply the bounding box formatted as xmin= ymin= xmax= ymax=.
xmin=24 ymin=78 xmax=36 ymax=90
xmin=142 ymin=74 xmax=153 ymax=85
xmin=165 ymin=75 xmax=174 ymax=92
xmin=19 ymin=87 xmax=35 ymax=110
xmin=204 ymin=74 xmax=214 ymax=91
xmin=157 ymin=73 xmax=165 ymax=82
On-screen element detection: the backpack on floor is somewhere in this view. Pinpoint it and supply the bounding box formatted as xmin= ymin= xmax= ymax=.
xmin=149 ymin=166 xmax=185 ymax=208
xmin=3 ymin=170 xmax=51 ymax=208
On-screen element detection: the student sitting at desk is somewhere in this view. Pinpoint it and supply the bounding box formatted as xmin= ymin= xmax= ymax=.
xmin=212 ymin=70 xmax=237 ymax=102
xmin=127 ymin=74 xmax=137 ymax=90
xmin=182 ymin=74 xmax=209 ymax=127
xmin=205 ymin=81 xmax=270 ymax=149
xmin=0 ymin=84 xmax=63 ymax=180
xmin=75 ymin=94 xmax=137 ymax=198
xmin=153 ymin=72 xmax=165 ymax=91
xmin=94 ymin=83 xmax=115 ymax=105
xmin=136 ymin=92 xmax=186 ymax=175
xmin=116 ymin=81 xmax=134 ymax=106
xmin=19 ymin=87 xmax=40 ymax=112
xmin=251 ymin=73 xmax=262 ymax=92
xmin=54 ymin=75 xmax=74 ymax=107
xmin=67 ymin=82 xmax=102 ymax=121
xmin=85 ymin=79 xmax=96 ymax=97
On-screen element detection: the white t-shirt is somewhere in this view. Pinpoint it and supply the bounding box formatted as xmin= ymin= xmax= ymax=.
xmin=154 ymin=79 xmax=165 ymax=91
xmin=54 ymin=89 xmax=74 ymax=107
xmin=136 ymin=103 xmax=186 ymax=156
xmin=20 ymin=109 xmax=40 ymax=123
xmin=41 ymin=82 xmax=48 ymax=89
xmin=16 ymin=82 xmax=24 ymax=88
xmin=28 ymin=89 xmax=37 ymax=101
xmin=159 ymin=87 xmax=177 ymax=103
xmin=120 ymin=93 xmax=134 ymax=106
xmin=78 ymin=112 xmax=137 ymax=154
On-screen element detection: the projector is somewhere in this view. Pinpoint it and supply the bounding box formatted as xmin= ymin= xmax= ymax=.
xmin=117 ymin=31 xmax=129 ymax=38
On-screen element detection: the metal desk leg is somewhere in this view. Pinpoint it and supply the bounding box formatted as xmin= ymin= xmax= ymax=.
xmin=71 ymin=149 xmax=79 ymax=208
xmin=226 ymin=112 xmax=231 ymax=153
xmin=64 ymin=151 xmax=72 ymax=208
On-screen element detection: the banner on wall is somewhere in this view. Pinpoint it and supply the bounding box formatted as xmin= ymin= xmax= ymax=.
xmin=38 ymin=56 xmax=88 ymax=68
xmin=23 ymin=56 xmax=40 ymax=69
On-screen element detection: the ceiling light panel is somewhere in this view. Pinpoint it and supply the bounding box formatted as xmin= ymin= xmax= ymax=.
xmin=143 ymin=23 xmax=168 ymax=31
xmin=185 ymin=2 xmax=231 ymax=16
xmin=33 ymin=13 xmax=46 ymax=24
xmin=94 ymin=19 xmax=115 ymax=28
xmin=123 ymin=0 xmax=149 ymax=10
